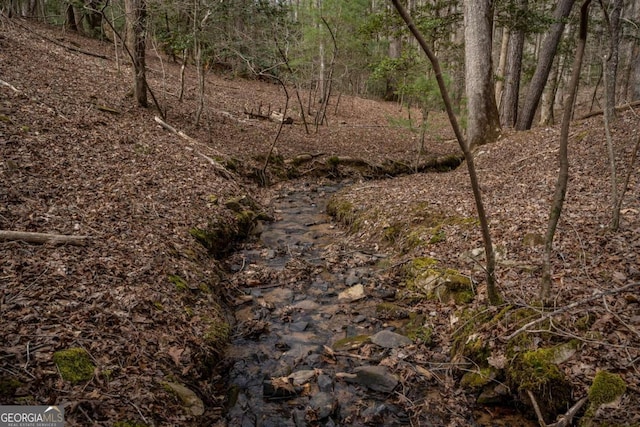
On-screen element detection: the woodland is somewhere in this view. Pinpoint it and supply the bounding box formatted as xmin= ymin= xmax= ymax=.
xmin=1 ymin=0 xmax=640 ymax=426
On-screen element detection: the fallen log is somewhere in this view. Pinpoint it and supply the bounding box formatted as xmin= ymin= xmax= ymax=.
xmin=0 ymin=230 xmax=90 ymax=246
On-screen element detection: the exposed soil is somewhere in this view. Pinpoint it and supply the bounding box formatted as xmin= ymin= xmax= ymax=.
xmin=1 ymin=17 xmax=639 ymax=427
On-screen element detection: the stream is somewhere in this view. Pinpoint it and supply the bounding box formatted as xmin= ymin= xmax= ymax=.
xmin=221 ymin=181 xmax=534 ymax=427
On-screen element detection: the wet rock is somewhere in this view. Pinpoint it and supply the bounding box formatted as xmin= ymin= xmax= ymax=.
xmin=370 ymin=330 xmax=413 ymax=348
xmin=353 ymin=315 xmax=367 ymax=323
xmin=293 ymin=299 xmax=320 ymax=310
xmin=163 ymin=381 xmax=205 ymax=416
xmin=308 ymin=392 xmax=337 ymax=419
xmin=263 ymin=377 xmax=299 ymax=400
xmin=289 ymin=369 xmax=317 ymax=386
xmin=343 ymin=365 xmax=399 ymax=393
xmin=345 ymin=270 xmax=360 ymax=286
xmin=317 ymin=374 xmax=333 ymax=392
xmin=263 ymin=287 xmax=294 ymax=304
xmin=292 ymin=409 xmax=306 ymax=427
xmin=338 ymin=284 xmax=366 ymax=302
xmin=477 ymin=383 xmax=510 ymax=405
xmin=289 ymin=321 xmax=309 ymax=332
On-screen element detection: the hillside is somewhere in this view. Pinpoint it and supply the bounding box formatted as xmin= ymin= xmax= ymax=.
xmin=2 ymin=17 xmax=640 ymax=426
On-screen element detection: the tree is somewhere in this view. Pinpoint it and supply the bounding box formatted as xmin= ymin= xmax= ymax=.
xmin=463 ymin=0 xmax=501 ymax=148
xmin=125 ymin=0 xmax=148 ymax=107
xmin=516 ymin=0 xmax=577 ymax=131
xmin=391 ymin=0 xmax=501 ymax=305
xmin=601 ymin=0 xmax=623 ymax=122
xmin=499 ymin=0 xmax=528 ymax=128
xmin=540 ymin=0 xmax=591 ymax=302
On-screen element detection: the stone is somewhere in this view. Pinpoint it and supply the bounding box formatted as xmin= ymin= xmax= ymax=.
xmin=370 ymin=330 xmax=413 ymax=348
xmin=338 ymin=284 xmax=366 ymax=302
xmin=289 ymin=321 xmax=309 ymax=332
xmin=308 ymin=392 xmax=336 ymax=419
xmin=288 ymin=369 xmax=317 ymax=386
xmin=349 ymin=365 xmax=399 ymax=393
xmin=293 ymin=299 xmax=320 ymax=310
xmin=163 ymin=381 xmax=205 ymax=416
xmin=317 ymin=374 xmax=334 ymax=392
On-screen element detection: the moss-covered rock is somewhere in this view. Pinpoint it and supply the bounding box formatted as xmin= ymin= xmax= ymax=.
xmin=588 ymin=371 xmax=626 ymax=406
xmin=403 ymin=258 xmax=475 ymax=304
xmin=460 ymin=367 xmax=495 ymax=389
xmin=53 ymin=347 xmax=95 ymax=383
xmin=400 ymin=313 xmax=433 ymax=345
xmin=332 ymin=335 xmax=370 ymax=351
xmin=507 ymin=345 xmax=573 ymax=423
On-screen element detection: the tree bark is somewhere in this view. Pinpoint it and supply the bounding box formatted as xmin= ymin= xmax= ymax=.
xmin=541 ymin=0 xmax=591 ymax=302
xmin=391 ymin=0 xmax=501 ymax=305
xmin=499 ymin=0 xmax=528 ymax=128
xmin=495 ymin=27 xmax=510 ymax=110
xmin=0 ymin=231 xmax=89 ymax=246
xmin=603 ymin=0 xmax=623 ymax=122
xmin=516 ymin=0 xmax=577 ymax=130
xmin=125 ymin=0 xmax=148 ymax=107
xmin=464 ymin=0 xmax=501 ymax=148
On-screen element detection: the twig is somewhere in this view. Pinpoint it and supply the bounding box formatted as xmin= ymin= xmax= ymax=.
xmin=526 ymin=389 xmax=547 ymax=427
xmin=503 ymin=282 xmax=640 ymax=341
xmin=547 ymin=397 xmax=588 ymax=427
xmin=153 ymin=116 xmax=234 ymax=180
xmin=0 ymin=79 xmax=19 ymax=92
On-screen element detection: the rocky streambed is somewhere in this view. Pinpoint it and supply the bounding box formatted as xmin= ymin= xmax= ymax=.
xmin=219 ymin=180 xmax=535 ymax=426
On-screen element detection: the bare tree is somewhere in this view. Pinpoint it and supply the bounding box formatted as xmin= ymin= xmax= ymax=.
xmin=390 ymin=0 xmax=501 ymax=305
xmin=541 ymin=0 xmax=591 ymax=302
xmin=464 ymin=0 xmax=501 ymax=148
xmin=516 ymin=0 xmax=577 ymax=131
xmin=125 ymin=0 xmax=148 ymax=107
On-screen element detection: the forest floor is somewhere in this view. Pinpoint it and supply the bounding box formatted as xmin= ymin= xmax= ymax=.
xmin=1 ymin=17 xmax=639 ymax=426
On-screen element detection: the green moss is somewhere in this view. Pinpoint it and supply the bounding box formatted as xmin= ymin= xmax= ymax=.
xmin=326 ymin=198 xmax=361 ymax=231
xmin=460 ymin=367 xmax=494 ymax=389
xmin=333 ymin=335 xmax=370 ymax=351
xmin=153 ymin=301 xmax=164 ymax=311
xmin=0 ymin=377 xmax=21 ymax=397
xmin=53 ymin=348 xmax=95 ymax=383
xmin=326 ymin=156 xmax=340 ymax=168
xmin=507 ymin=345 xmax=573 ymax=422
xmin=383 ymin=222 xmax=404 ymax=244
xmin=429 ymin=228 xmax=446 ymax=244
xmin=168 ymin=274 xmax=189 ymax=291
xmin=375 ymin=302 xmax=408 ymax=320
xmin=451 ymin=307 xmax=511 ymax=366
xmin=203 ymin=320 xmax=231 ymax=347
xmin=401 ymin=314 xmax=433 ymax=345
xmin=588 ymin=371 xmax=626 ymax=406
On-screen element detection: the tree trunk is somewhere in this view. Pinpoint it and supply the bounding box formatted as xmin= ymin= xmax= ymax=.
xmin=539 ymin=56 xmax=561 ymax=125
xmin=541 ymin=0 xmax=591 ymax=302
xmin=464 ymin=0 xmax=501 ymax=148
xmin=495 ymin=27 xmax=510 ymax=110
xmin=391 ymin=0 xmax=501 ymax=306
xmin=65 ymin=4 xmax=79 ymax=32
xmin=516 ymin=0 xmax=577 ymax=130
xmin=125 ymin=0 xmax=148 ymax=107
xmin=499 ymin=0 xmax=527 ymax=128
xmin=603 ymin=0 xmax=623 ymax=122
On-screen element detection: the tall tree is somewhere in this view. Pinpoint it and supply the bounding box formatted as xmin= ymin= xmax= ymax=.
xmin=464 ymin=0 xmax=501 ymax=148
xmin=602 ymin=0 xmax=623 ymax=122
xmin=541 ymin=0 xmax=591 ymax=301
xmin=516 ymin=0 xmax=577 ymax=130
xmin=125 ymin=0 xmax=148 ymax=107
xmin=391 ymin=0 xmax=501 ymax=305
xmin=499 ymin=0 xmax=528 ymax=128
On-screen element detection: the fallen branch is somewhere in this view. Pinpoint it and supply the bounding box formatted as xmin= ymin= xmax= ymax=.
xmin=0 ymin=230 xmax=90 ymax=246
xmin=153 ymin=116 xmax=234 ymax=179
xmin=12 ymin=19 xmax=108 ymax=59
xmin=0 ymin=79 xmax=19 ymax=93
xmin=579 ymin=99 xmax=640 ymax=120
xmin=527 ymin=389 xmax=588 ymax=427
xmin=503 ymin=282 xmax=640 ymax=341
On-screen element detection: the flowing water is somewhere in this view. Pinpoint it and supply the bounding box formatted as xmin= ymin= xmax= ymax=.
xmin=221 ymin=181 xmax=536 ymax=427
